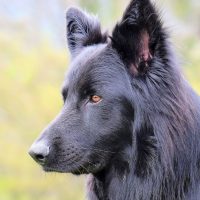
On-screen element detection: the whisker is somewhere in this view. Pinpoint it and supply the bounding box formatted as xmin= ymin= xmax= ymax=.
xmin=79 ymin=145 xmax=117 ymax=154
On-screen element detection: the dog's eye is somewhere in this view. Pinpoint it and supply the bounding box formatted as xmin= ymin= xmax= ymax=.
xmin=90 ymin=95 xmax=102 ymax=104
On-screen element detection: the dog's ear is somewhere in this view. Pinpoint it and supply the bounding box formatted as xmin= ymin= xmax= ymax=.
xmin=112 ymin=0 xmax=165 ymax=76
xmin=66 ymin=7 xmax=107 ymax=57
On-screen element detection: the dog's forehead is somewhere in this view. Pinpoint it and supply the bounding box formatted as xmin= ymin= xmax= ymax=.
xmin=62 ymin=43 xmax=128 ymax=95
xmin=63 ymin=44 xmax=108 ymax=87
xmin=71 ymin=44 xmax=107 ymax=72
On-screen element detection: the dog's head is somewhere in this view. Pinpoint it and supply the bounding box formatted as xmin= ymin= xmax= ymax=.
xmin=29 ymin=0 xmax=166 ymax=174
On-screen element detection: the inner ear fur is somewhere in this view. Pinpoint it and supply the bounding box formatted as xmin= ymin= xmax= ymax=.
xmin=66 ymin=7 xmax=107 ymax=57
xmin=111 ymin=0 xmax=164 ymax=76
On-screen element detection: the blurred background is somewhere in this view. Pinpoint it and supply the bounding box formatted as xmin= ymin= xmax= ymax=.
xmin=0 ymin=0 xmax=200 ymax=199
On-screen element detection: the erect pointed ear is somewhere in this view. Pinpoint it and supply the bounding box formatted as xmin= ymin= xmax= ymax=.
xmin=66 ymin=7 xmax=107 ymax=58
xmin=112 ymin=0 xmax=165 ymax=76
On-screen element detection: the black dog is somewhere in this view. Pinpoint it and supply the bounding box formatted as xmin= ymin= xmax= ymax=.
xmin=29 ymin=0 xmax=200 ymax=199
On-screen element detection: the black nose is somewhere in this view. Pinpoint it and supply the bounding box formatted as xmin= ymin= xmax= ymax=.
xmin=29 ymin=142 xmax=49 ymax=165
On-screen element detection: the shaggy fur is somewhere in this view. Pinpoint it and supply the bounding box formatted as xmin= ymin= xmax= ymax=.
xmin=29 ymin=0 xmax=200 ymax=199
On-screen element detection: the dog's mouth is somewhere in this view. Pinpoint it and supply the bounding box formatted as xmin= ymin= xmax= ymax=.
xmin=71 ymin=162 xmax=103 ymax=175
xmin=43 ymin=166 xmax=69 ymax=173
xmin=42 ymin=160 xmax=103 ymax=175
xmin=29 ymin=144 xmax=107 ymax=175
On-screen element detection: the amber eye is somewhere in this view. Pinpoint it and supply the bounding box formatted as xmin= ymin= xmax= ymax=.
xmin=90 ymin=95 xmax=102 ymax=104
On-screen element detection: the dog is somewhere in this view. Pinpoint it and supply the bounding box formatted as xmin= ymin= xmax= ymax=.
xmin=29 ymin=0 xmax=200 ymax=199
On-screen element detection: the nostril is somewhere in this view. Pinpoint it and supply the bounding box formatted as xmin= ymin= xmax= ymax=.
xmin=29 ymin=150 xmax=47 ymax=164
xmin=35 ymin=154 xmax=45 ymax=162
xmin=28 ymin=142 xmax=49 ymax=165
xmin=29 ymin=150 xmax=48 ymax=165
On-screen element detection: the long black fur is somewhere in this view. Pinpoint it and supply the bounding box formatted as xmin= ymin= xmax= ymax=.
xmin=29 ymin=1 xmax=200 ymax=199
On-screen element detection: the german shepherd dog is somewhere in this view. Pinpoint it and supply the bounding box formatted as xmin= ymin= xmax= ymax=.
xmin=29 ymin=0 xmax=200 ymax=199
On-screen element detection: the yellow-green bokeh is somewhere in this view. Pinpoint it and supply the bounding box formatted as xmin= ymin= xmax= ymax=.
xmin=0 ymin=0 xmax=199 ymax=199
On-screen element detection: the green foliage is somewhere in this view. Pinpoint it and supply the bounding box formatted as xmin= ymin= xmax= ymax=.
xmin=182 ymin=37 xmax=200 ymax=93
xmin=0 ymin=0 xmax=199 ymax=199
xmin=0 ymin=35 xmax=85 ymax=199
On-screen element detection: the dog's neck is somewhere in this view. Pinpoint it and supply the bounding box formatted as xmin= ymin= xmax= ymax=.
xmin=86 ymin=142 xmax=200 ymax=200
xmin=87 ymin=167 xmax=126 ymax=200
xmin=87 ymin=150 xmax=132 ymax=200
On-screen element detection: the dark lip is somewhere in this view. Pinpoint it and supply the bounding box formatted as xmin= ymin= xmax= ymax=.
xmin=42 ymin=165 xmax=88 ymax=174
xmin=42 ymin=161 xmax=103 ymax=174
xmin=43 ymin=166 xmax=68 ymax=173
xmin=72 ymin=161 xmax=103 ymax=175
